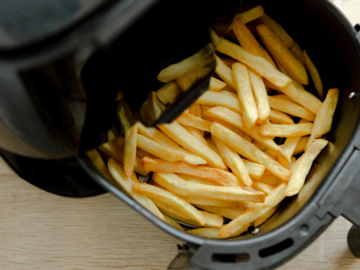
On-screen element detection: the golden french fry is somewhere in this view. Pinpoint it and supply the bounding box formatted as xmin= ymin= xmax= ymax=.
xmin=232 ymin=63 xmax=258 ymax=129
xmin=177 ymin=66 xmax=212 ymax=91
xmin=200 ymin=211 xmax=224 ymax=228
xmin=259 ymin=123 xmax=313 ymax=137
xmin=304 ymin=50 xmax=324 ymax=100
xmin=216 ymin=39 xmax=291 ymax=88
xmin=293 ymin=136 xmax=310 ymax=155
xmin=124 ymin=124 xmax=137 ymax=177
xmin=143 ymin=157 xmax=238 ymax=186
xmin=187 ymin=227 xmax=224 ymax=239
xmin=108 ymin=158 xmax=164 ymax=220
xmin=133 ymin=182 xmax=205 ymax=225
xmin=254 ymin=203 xmax=280 ymax=227
xmin=136 ymin=147 xmax=157 ymax=159
xmin=181 ymin=124 xmax=209 ymax=146
xmin=98 ymin=141 xmax=149 ymax=176
xmin=215 ymin=55 xmax=236 ymax=89
xmin=234 ymin=5 xmax=264 ymax=25
xmin=211 ymin=122 xmax=292 ymax=181
xmin=269 ymin=109 xmax=294 ymax=125
xmin=86 ymin=149 xmax=117 ymax=185
xmin=200 ymin=104 xmax=213 ymax=119
xmin=249 ymin=69 xmax=271 ymax=123
xmin=206 ymin=107 xmax=288 ymax=161
xmin=257 ymin=24 xmax=307 ymax=85
xmin=157 ymin=43 xmax=214 ymax=83
xmin=212 ymin=135 xmax=252 ymax=186
xmin=163 ymin=214 xmax=185 ymax=231
xmin=181 ymin=196 xmax=244 ymax=208
xmin=137 ymin=122 xmax=206 ymax=165
xmin=205 ymin=137 xmax=220 ymax=156
xmin=306 ymin=89 xmax=339 ymax=150
xmin=219 ymin=183 xmax=287 ymax=238
xmin=290 ymin=42 xmax=306 ymax=66
xmin=176 ymin=112 xmax=212 ymax=132
xmin=177 ymin=174 xmax=220 ymax=186
xmin=158 ymin=121 xmax=226 ymax=169
xmin=259 ymin=14 xmax=294 ymax=48
xmin=252 ymin=181 xmax=274 ymax=195
xmin=243 ymin=160 xmax=265 ymax=180
xmin=268 ymin=96 xmax=315 ymax=121
xmin=137 ymin=134 xmax=184 ymax=162
xmin=196 ymin=90 xmax=242 ymax=114
xmin=271 ymin=94 xmax=297 ymax=103
xmin=209 ymin=77 xmax=227 ymax=91
xmin=285 ymin=139 xmax=328 ymax=196
xmin=156 ymin=81 xmax=183 ymax=104
xmin=153 ymin=172 xmax=265 ymax=202
xmin=195 ymin=205 xmax=245 ymax=220
xmin=256 ymin=173 xmax=281 ymax=186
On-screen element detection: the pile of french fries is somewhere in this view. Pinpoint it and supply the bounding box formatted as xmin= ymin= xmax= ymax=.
xmin=87 ymin=4 xmax=340 ymax=239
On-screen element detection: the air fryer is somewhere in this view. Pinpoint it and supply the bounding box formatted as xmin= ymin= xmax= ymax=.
xmin=1 ymin=0 xmax=360 ymax=270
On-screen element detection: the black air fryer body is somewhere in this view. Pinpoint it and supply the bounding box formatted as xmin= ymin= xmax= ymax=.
xmin=1 ymin=0 xmax=360 ymax=269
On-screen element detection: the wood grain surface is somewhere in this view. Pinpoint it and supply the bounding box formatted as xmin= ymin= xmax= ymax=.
xmin=0 ymin=1 xmax=359 ymax=269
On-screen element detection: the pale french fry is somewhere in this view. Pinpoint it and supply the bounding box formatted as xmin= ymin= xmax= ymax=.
xmin=200 ymin=211 xmax=224 ymax=228
xmin=219 ymin=183 xmax=287 ymax=238
xmin=136 ymin=147 xmax=157 ymax=159
xmin=176 ymin=113 xmax=212 ymax=132
xmin=137 ymin=134 xmax=184 ymax=162
xmin=181 ymin=196 xmax=244 ymax=208
xmin=253 ymin=140 xmax=267 ymax=152
xmin=256 ymin=174 xmax=281 ymax=186
xmin=249 ymin=69 xmax=271 ymax=124
xmin=157 ymin=43 xmax=214 ymax=82
xmin=254 ymin=203 xmax=280 ymax=227
xmin=196 ymin=90 xmax=242 ymax=114
xmin=156 ymin=81 xmax=183 ymax=104
xmin=293 ymin=136 xmax=310 ymax=155
xmin=187 ymin=227 xmax=225 ymax=239
xmin=215 ymin=55 xmax=236 ymax=89
xmin=163 ymin=214 xmax=185 ymax=231
xmin=200 ymin=105 xmax=213 ymax=120
xmin=155 ymin=201 xmax=202 ymax=226
xmin=98 ymin=141 xmax=149 ymax=176
xmin=243 ymin=160 xmax=265 ymax=180
xmin=158 ymin=121 xmax=227 ymax=169
xmin=257 ymin=24 xmax=307 ymax=85
xmin=209 ymin=77 xmax=227 ymax=91
xmin=107 ymin=129 xmax=116 ymax=142
xmin=133 ymin=182 xmax=205 ymax=225
xmin=285 ymin=139 xmax=328 ymax=196
xmin=211 ymin=123 xmax=292 ymax=181
xmin=137 ymin=122 xmax=206 ymax=165
xmin=304 ymin=50 xmax=324 ymax=100
xmin=153 ymin=172 xmax=265 ymax=202
xmin=271 ymin=94 xmax=297 ymax=103
xmin=86 ymin=149 xmax=117 ymax=186
xmin=259 ymin=123 xmax=313 ymax=137
xmin=195 ymin=205 xmax=245 ymax=220
xmin=232 ymin=63 xmax=258 ymax=129
xmin=288 ymin=157 xmax=297 ymax=169
xmin=252 ymin=181 xmax=274 ymax=195
xmin=290 ymin=42 xmax=306 ymax=66
xmin=212 ymin=135 xmax=252 ymax=187
xmin=205 ymin=137 xmax=220 ymax=156
xmin=181 ymin=124 xmax=209 ymax=146
xmin=143 ymin=157 xmax=238 ymax=186
xmin=124 ymin=124 xmax=137 ymax=177
xmin=306 ymin=89 xmax=339 ymax=150
xmin=219 ymin=90 xmax=238 ymax=98
xmin=216 ymin=39 xmax=291 ymax=88
xmin=259 ymin=14 xmax=294 ymax=48
xmin=269 ymin=109 xmax=294 ymax=125
xmin=177 ymin=174 xmax=220 ymax=186
xmin=206 ymin=107 xmax=288 ymax=161
xmin=234 ymin=5 xmax=264 ymax=25
xmin=268 ymin=96 xmax=315 ymax=121
xmin=108 ymin=158 xmax=164 ymax=220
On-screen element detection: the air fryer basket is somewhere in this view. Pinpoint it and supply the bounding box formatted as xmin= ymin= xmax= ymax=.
xmin=79 ymin=0 xmax=360 ymax=269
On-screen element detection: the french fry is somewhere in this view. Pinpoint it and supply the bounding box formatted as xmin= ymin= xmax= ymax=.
xmin=257 ymin=24 xmax=307 ymax=85
xmin=98 ymin=141 xmax=149 ymax=176
xmin=176 ymin=112 xmax=212 ymax=132
xmin=206 ymin=107 xmax=288 ymax=161
xmin=212 ymin=135 xmax=252 ymax=186
xmin=219 ymin=90 xmax=238 ymax=98
xmin=211 ymin=122 xmax=292 ymax=181
xmin=143 ymin=157 xmax=238 ymax=186
xmin=216 ymin=39 xmax=292 ymax=88
xmin=196 ymin=90 xmax=242 ymax=114
xmin=157 ymin=43 xmax=214 ymax=82
xmin=232 ymin=63 xmax=258 ymax=129
xmin=259 ymin=123 xmax=313 ymax=137
xmin=163 ymin=214 xmax=185 ymax=231
xmin=200 ymin=105 xmax=213 ymax=120
xmin=156 ymin=81 xmax=183 ymax=104
xmin=256 ymin=174 xmax=281 ymax=186
xmin=252 ymin=181 xmax=274 ymax=195
xmin=86 ymin=149 xmax=117 ymax=186
xmin=293 ymin=137 xmax=310 ymax=155
xmin=136 ymin=147 xmax=157 ymax=159
xmin=215 ymin=55 xmax=236 ymax=89
xmin=304 ymin=50 xmax=324 ymax=100
xmin=181 ymin=124 xmax=209 ymax=146
xmin=133 ymin=182 xmax=205 ymax=225
xmin=107 ymin=129 xmax=116 ymax=142
xmin=153 ymin=172 xmax=265 ymax=202
xmin=137 ymin=134 xmax=184 ymax=162
xmin=177 ymin=66 xmax=212 ymax=91
xmin=220 ymin=57 xmax=238 ymax=68
xmin=254 ymin=203 xmax=280 ymax=227
xmin=306 ymin=89 xmax=339 ymax=150
xmin=219 ymin=183 xmax=287 ymax=238
xmin=195 ymin=205 xmax=246 ymax=220
xmin=200 ymin=211 xmax=224 ymax=228
xmin=285 ymin=139 xmax=328 ymax=196
xmin=259 ymin=14 xmax=294 ymax=48
xmin=108 ymin=158 xmax=164 ymax=221
xmin=137 ymin=122 xmax=206 ymax=165
xmin=290 ymin=42 xmax=306 ymax=66
xmin=205 ymin=137 xmax=220 ymax=156
xmin=243 ymin=160 xmax=265 ymax=180
xmin=234 ymin=5 xmax=264 ymax=25
xmin=158 ymin=121 xmax=227 ymax=169
xmin=177 ymin=174 xmax=220 ymax=186
xmin=181 ymin=196 xmax=244 ymax=208
xmin=139 ymin=101 xmax=152 ymax=126
xmin=187 ymin=227 xmax=224 ymax=239
xmin=269 ymin=109 xmax=294 ymax=125
xmin=124 ymin=124 xmax=137 ymax=177
xmin=268 ymin=96 xmax=316 ymax=121
xmin=209 ymin=77 xmax=227 ymax=91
